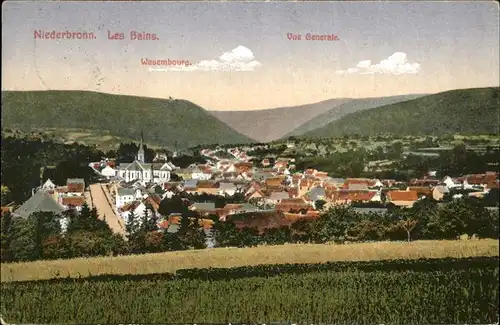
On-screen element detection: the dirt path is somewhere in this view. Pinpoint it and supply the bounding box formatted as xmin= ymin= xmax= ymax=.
xmin=89 ymin=183 xmax=125 ymax=236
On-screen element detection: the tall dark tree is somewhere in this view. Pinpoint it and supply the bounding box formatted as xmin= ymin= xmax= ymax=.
xmin=0 ymin=211 xmax=14 ymax=261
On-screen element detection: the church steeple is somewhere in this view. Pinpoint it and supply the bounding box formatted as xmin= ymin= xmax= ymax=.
xmin=137 ymin=130 xmax=145 ymax=163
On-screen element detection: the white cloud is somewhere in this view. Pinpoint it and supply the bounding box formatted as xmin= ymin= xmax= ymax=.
xmin=335 ymin=52 xmax=421 ymax=75
xmin=149 ymin=45 xmax=262 ymax=72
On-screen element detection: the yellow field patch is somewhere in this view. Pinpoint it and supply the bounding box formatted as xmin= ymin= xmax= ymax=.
xmin=1 ymin=239 xmax=498 ymax=283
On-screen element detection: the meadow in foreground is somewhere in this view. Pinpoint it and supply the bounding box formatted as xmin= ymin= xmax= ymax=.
xmin=1 ymin=239 xmax=498 ymax=282
xmin=1 ymin=257 xmax=498 ymax=324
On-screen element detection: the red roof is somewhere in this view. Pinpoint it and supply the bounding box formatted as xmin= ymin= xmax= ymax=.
xmin=62 ymin=196 xmax=86 ymax=207
xmin=334 ymin=191 xmax=376 ymax=202
xmin=387 ymin=190 xmax=418 ymax=202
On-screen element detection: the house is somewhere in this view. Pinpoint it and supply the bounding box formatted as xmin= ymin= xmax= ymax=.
xmin=261 ymin=158 xmax=271 ymax=167
xmin=304 ymin=169 xmax=318 ymax=177
xmin=409 ymin=178 xmax=440 ymax=187
xmin=308 ymin=187 xmax=326 ymax=202
xmin=162 ymin=190 xmax=176 ymax=200
xmin=221 ymin=203 xmax=260 ymax=217
xmin=265 ymin=177 xmax=283 ymax=189
xmin=332 ymin=191 xmax=377 ymax=205
xmin=190 ymin=166 xmax=213 ymax=180
xmin=343 ymin=183 xmax=370 ymax=191
xmin=327 ymin=178 xmax=346 ymax=188
xmin=275 ymin=198 xmax=311 ymax=213
xmin=462 ymin=173 xmax=498 ymax=189
xmin=67 ymin=179 xmax=85 ymax=195
xmin=266 ymin=191 xmax=290 ymax=204
xmin=41 ymin=178 xmax=56 ymax=191
xmin=343 ymin=178 xmax=381 ymax=189
xmin=382 ymin=179 xmax=397 ymax=187
xmin=246 ymin=188 xmax=266 ymax=201
xmin=13 ymin=190 xmax=65 ymax=218
xmin=407 ymin=186 xmax=433 ymax=198
xmin=101 ymin=165 xmax=117 ymax=179
xmin=442 ymin=176 xmax=461 ymax=189
xmin=273 ymin=160 xmax=288 ymax=169
xmin=252 ymin=172 xmax=275 ymax=182
xmin=386 ymin=190 xmax=419 ymax=207
xmin=61 ymin=196 xmax=86 ymax=212
xmin=218 ymin=182 xmax=238 ymax=196
xmin=182 ymin=179 xmax=198 ymax=191
xmin=432 ymin=186 xmax=450 ymax=201
xmin=189 ymin=202 xmax=217 ymax=213
xmin=116 ymin=187 xmax=135 ymax=209
xmin=120 ymin=201 xmax=158 ymax=224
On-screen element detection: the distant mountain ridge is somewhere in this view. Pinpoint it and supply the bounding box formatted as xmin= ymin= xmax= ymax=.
xmin=1 ymin=90 xmax=253 ymax=149
xmin=300 ymin=87 xmax=500 ymax=138
xmin=285 ymin=94 xmax=427 ymax=138
xmin=209 ymin=98 xmax=353 ymax=142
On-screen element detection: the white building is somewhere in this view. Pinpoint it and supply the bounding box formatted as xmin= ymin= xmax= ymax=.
xmin=115 ymin=188 xmax=135 ymax=209
xmin=115 ymin=131 xmax=177 ymax=184
xmin=41 ymin=178 xmax=56 ymax=191
xmin=101 ymin=165 xmax=117 ymax=179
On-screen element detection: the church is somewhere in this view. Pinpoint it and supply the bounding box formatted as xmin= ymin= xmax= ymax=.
xmin=116 ymin=131 xmax=177 ymax=184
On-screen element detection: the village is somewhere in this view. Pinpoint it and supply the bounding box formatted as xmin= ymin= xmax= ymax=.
xmin=9 ymin=131 xmax=499 ymax=245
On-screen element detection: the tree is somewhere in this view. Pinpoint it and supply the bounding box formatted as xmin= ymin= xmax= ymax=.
xmin=261 ymin=227 xmax=291 ymax=245
xmin=237 ymin=227 xmax=261 ymax=247
xmin=1 ymin=185 xmax=10 ymax=205
xmin=7 ymin=217 xmax=38 ymax=261
xmin=348 ymin=219 xmax=386 ymax=241
xmin=398 ymin=218 xmax=418 ymax=242
xmin=158 ymin=196 xmax=188 ymax=217
xmin=0 ymin=212 xmax=14 ymax=261
xmin=409 ymin=198 xmax=438 ymax=239
xmin=315 ymin=199 xmax=327 ymax=211
xmin=212 ymin=219 xmax=240 ymax=247
xmin=162 ymin=231 xmax=184 ymax=251
xmin=178 ymin=215 xmax=206 ymax=250
xmin=290 ymin=218 xmax=314 ymax=243
xmin=310 ymin=205 xmax=358 ymax=243
xmin=66 ymin=203 xmax=111 ymax=235
xmin=31 ymin=212 xmax=62 ymax=260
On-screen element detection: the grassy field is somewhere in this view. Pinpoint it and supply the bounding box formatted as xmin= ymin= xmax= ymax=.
xmin=2 ymin=239 xmax=498 ymax=283
xmin=1 ymin=257 xmax=498 ymax=323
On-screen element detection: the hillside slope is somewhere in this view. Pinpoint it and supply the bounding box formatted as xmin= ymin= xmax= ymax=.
xmin=209 ymin=98 xmax=352 ymax=142
xmin=286 ymin=94 xmax=426 ymax=138
xmin=301 ymin=87 xmax=500 ymax=138
xmin=1 ymin=91 xmax=253 ymax=148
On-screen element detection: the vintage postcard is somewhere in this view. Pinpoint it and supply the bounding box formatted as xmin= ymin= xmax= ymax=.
xmin=1 ymin=1 xmax=499 ymax=324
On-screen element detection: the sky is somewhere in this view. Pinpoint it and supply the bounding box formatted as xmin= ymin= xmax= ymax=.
xmin=2 ymin=1 xmax=499 ymax=110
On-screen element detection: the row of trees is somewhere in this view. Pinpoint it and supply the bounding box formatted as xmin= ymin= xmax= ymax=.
xmin=0 ymin=135 xmax=205 ymax=205
xmin=1 ymin=136 xmax=105 ymax=204
xmin=2 ymin=195 xmax=498 ymax=263
xmin=1 ymin=205 xmax=123 ymax=262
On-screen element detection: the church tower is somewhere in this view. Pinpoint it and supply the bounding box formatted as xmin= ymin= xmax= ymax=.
xmin=137 ymin=130 xmax=145 ymax=163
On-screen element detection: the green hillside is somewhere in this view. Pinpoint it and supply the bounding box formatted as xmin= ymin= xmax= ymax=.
xmin=301 ymin=87 xmax=500 ymax=138
xmin=1 ymin=91 xmax=253 ymax=148
xmin=285 ymin=94 xmax=426 ymax=138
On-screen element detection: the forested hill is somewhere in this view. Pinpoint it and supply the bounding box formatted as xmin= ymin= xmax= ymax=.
xmin=1 ymin=90 xmax=253 ymax=148
xmin=300 ymin=87 xmax=500 ymax=138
